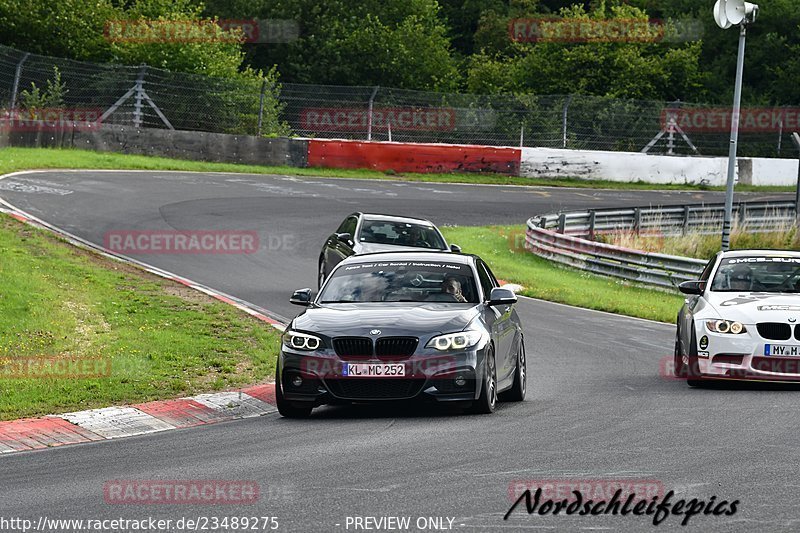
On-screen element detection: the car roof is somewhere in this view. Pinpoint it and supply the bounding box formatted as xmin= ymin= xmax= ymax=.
xmin=338 ymin=250 xmax=475 ymax=265
xmin=721 ymin=249 xmax=800 ymax=257
xmin=357 ymin=213 xmax=436 ymax=226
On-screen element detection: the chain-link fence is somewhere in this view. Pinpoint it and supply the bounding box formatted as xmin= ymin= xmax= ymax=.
xmin=0 ymin=44 xmax=284 ymax=136
xmin=0 ymin=43 xmax=795 ymax=158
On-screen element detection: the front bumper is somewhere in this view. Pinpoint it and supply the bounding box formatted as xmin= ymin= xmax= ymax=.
xmin=693 ymin=326 xmax=800 ymax=382
xmin=278 ymin=348 xmax=486 ymax=405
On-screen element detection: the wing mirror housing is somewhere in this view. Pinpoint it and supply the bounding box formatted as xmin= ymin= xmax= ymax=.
xmin=290 ymin=288 xmax=312 ymax=306
xmin=678 ymin=280 xmax=705 ymax=295
xmin=487 ymin=287 xmax=517 ymax=307
xmin=336 ymin=232 xmax=353 ymax=246
xmin=450 ymin=244 xmax=462 ymax=253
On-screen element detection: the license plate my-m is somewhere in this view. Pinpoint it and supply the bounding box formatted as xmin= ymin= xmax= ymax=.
xmin=765 ymin=344 xmax=800 ymax=357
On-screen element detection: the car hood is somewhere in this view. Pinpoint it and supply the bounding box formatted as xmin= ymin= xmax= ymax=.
xmin=356 ymin=242 xmax=447 ymax=254
xmin=706 ymin=292 xmax=800 ymax=324
xmin=291 ymin=302 xmax=480 ymax=337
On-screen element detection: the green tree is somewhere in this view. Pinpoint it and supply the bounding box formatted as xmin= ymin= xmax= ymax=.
xmin=214 ymin=0 xmax=461 ymax=90
xmin=19 ymin=66 xmax=66 ymax=116
xmin=467 ymin=1 xmax=708 ymax=101
xmin=0 ymin=0 xmax=117 ymax=60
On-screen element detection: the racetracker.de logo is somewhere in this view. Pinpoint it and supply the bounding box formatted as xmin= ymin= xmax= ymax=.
xmin=0 ymin=108 xmax=102 ymax=132
xmin=104 ymin=19 xmax=298 ymax=44
xmin=299 ymin=356 xmax=459 ymax=378
xmin=662 ymin=107 xmax=800 ymax=133
xmin=300 ymin=107 xmax=456 ymax=132
xmin=104 ymin=230 xmax=259 ymax=255
xmin=659 ymin=355 xmax=680 ymax=380
xmin=103 ymin=480 xmax=259 ymax=505
xmin=509 ymin=18 xmax=702 ymax=43
xmin=0 ymin=356 xmax=111 ymax=379
xmin=508 ymin=479 xmax=664 ymax=503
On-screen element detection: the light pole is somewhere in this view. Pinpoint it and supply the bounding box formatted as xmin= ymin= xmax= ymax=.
xmin=713 ymin=0 xmax=759 ymax=251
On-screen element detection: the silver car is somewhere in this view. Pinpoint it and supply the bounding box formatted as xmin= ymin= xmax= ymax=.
xmin=318 ymin=212 xmax=460 ymax=287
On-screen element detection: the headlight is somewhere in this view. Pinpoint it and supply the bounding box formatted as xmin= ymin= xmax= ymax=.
xmin=706 ymin=320 xmax=747 ymax=334
xmin=426 ymin=331 xmax=484 ymax=351
xmin=282 ymin=330 xmax=322 ymax=351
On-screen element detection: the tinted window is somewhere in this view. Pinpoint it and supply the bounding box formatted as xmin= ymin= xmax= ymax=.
xmin=699 ymin=257 xmax=716 ymax=282
xmin=337 ymin=216 xmax=358 ymax=236
xmin=319 ymin=260 xmax=477 ymax=303
xmin=358 ymin=220 xmax=445 ymax=249
xmin=476 ymin=261 xmax=497 ymax=301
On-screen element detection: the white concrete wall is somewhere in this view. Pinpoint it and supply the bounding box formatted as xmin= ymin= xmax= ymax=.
xmin=742 ymin=157 xmax=798 ymax=187
xmin=520 ymin=147 xmax=797 ymax=186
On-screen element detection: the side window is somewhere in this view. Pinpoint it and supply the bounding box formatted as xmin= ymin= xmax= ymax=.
xmin=699 ymin=257 xmax=717 ymax=282
xmin=476 ymin=261 xmax=497 ymax=301
xmin=338 ymin=216 xmax=358 ymax=236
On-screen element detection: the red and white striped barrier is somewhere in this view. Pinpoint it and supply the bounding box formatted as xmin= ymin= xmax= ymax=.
xmin=307 ymin=139 xmax=521 ymax=175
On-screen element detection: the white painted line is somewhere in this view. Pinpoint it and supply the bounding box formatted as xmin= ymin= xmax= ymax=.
xmin=60 ymin=407 xmax=175 ymax=439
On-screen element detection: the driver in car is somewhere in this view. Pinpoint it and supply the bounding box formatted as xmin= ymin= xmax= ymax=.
xmin=405 ymin=227 xmax=430 ymax=248
xmin=442 ymin=276 xmax=468 ymax=303
xmin=728 ymin=264 xmax=753 ymax=291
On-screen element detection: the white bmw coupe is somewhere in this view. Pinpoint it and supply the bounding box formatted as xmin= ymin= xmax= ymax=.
xmin=676 ymin=250 xmax=800 ymax=385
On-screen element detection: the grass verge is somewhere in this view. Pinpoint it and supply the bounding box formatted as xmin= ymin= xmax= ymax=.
xmin=0 ymin=146 xmax=791 ymax=192
xmin=441 ymin=225 xmax=684 ymax=324
xmin=0 ymin=214 xmax=282 ymax=421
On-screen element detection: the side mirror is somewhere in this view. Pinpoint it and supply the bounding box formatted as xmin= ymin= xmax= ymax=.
xmin=450 ymin=244 xmax=462 ymax=253
xmin=488 ymin=287 xmax=517 ymax=307
xmin=336 ymin=232 xmax=353 ymax=246
xmin=678 ymin=280 xmax=705 ymax=295
xmin=290 ymin=288 xmax=312 ymax=306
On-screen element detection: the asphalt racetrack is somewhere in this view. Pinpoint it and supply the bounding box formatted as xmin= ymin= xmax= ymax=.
xmin=1 ymin=170 xmax=798 ymax=532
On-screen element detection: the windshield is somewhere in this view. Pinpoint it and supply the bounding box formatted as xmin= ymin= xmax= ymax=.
xmin=711 ymin=256 xmax=800 ymax=292
xmin=358 ymin=220 xmax=446 ymax=249
xmin=319 ymin=260 xmax=478 ymax=303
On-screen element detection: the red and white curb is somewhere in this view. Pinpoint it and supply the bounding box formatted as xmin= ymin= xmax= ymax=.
xmin=0 ymin=384 xmax=276 ymax=454
xmin=0 ymin=170 xmax=289 ymax=456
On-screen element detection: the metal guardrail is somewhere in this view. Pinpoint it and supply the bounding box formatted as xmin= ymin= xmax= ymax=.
xmin=525 ymin=201 xmax=797 ymax=290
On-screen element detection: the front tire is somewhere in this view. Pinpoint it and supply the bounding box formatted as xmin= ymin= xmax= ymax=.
xmin=472 ymin=347 xmax=498 ymax=414
xmin=499 ymin=341 xmax=526 ymax=402
xmin=275 ymin=368 xmax=313 ymax=418
xmin=674 ymin=325 xmax=687 ymax=378
xmin=687 ymin=325 xmax=703 ymax=388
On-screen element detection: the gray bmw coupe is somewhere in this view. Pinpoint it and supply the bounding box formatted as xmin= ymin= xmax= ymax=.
xmin=276 ymin=251 xmax=526 ymax=417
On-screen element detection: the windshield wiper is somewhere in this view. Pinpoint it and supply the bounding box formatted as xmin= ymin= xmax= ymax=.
xmin=319 ymin=300 xmax=359 ymax=304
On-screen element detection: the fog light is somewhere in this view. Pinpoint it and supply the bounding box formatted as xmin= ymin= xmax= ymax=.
xmin=292 ymin=376 xmax=303 ymax=387
xmin=454 ymin=375 xmax=466 ymax=387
